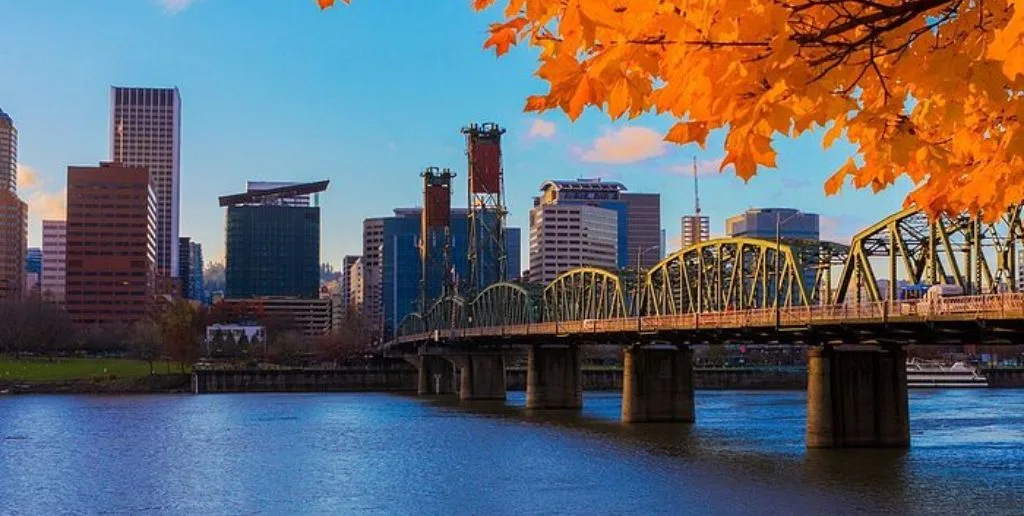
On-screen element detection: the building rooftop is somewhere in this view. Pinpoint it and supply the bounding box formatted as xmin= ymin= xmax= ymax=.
xmin=219 ymin=180 xmax=329 ymax=207
xmin=539 ymin=178 xmax=627 ymax=193
xmin=0 ymin=107 xmax=11 ymax=124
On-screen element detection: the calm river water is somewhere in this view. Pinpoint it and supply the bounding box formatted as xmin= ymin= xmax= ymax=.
xmin=1 ymin=390 xmax=1023 ymax=515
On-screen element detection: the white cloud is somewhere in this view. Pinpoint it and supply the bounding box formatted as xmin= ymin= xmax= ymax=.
xmin=527 ymin=119 xmax=556 ymax=139
xmin=160 ymin=0 xmax=197 ymax=13
xmin=26 ymin=188 xmax=67 ymax=221
xmin=17 ymin=164 xmax=40 ymax=189
xmin=579 ymin=126 xmax=666 ymax=164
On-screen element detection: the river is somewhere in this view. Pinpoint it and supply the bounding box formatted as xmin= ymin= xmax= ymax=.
xmin=1 ymin=390 xmax=1022 ymax=515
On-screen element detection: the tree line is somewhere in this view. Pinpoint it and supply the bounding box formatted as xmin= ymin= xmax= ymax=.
xmin=0 ymin=296 xmax=379 ymax=373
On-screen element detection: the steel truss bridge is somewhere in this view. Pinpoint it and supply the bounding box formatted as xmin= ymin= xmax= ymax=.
xmin=392 ymin=205 xmax=1024 ymax=347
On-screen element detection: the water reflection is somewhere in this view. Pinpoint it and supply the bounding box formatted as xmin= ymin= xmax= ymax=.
xmin=0 ymin=390 xmax=1021 ymax=515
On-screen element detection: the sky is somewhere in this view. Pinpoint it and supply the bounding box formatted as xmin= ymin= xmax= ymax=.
xmin=0 ymin=0 xmax=916 ymax=268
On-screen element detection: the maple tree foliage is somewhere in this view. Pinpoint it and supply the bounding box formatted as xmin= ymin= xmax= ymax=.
xmin=320 ymin=0 xmax=1024 ymax=220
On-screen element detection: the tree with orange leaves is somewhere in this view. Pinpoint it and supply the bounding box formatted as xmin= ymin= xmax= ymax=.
xmin=319 ymin=1 xmax=1024 ymax=220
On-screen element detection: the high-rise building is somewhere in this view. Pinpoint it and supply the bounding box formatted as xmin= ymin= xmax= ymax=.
xmin=0 ymin=190 xmax=27 ymax=299
xmin=621 ymin=192 xmax=661 ymax=270
xmin=506 ymin=227 xmax=522 ymax=281
xmin=221 ymin=180 xmax=327 ymax=299
xmin=179 ymin=237 xmax=192 ymax=297
xmin=347 ymin=256 xmax=364 ymax=312
xmin=340 ymin=255 xmax=360 ymax=312
xmin=528 ymin=204 xmax=618 ymax=284
xmin=178 ymin=237 xmax=205 ymax=301
xmin=26 ymin=247 xmax=41 ymax=275
xmin=725 ymin=208 xmax=820 ymax=240
xmin=0 ymin=109 xmax=25 ymax=300
xmin=25 ymin=247 xmax=41 ymax=294
xmin=361 ymin=208 xmax=522 ymax=340
xmin=534 ymin=179 xmax=629 ymax=267
xmin=680 ymin=215 xmax=710 ymax=249
xmin=41 ymin=220 xmax=67 ymax=303
xmin=189 ymin=241 xmax=204 ymax=302
xmin=0 ymin=108 xmax=15 ymax=193
xmin=66 ymin=162 xmax=156 ymax=327
xmin=110 ymin=86 xmax=181 ymax=281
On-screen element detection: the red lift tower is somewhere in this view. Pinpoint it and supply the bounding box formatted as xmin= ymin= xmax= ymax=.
xmin=420 ymin=167 xmax=455 ymax=312
xmin=462 ymin=122 xmax=507 ymax=291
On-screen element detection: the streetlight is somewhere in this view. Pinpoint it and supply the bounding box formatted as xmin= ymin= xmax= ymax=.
xmin=775 ymin=210 xmax=805 ymax=329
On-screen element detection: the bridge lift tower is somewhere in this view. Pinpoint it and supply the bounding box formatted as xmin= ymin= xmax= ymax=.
xmin=462 ymin=122 xmax=508 ymax=292
xmin=420 ymin=167 xmax=456 ymax=313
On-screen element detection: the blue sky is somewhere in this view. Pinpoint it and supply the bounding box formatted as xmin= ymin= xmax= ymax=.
xmin=0 ymin=0 xmax=914 ymax=267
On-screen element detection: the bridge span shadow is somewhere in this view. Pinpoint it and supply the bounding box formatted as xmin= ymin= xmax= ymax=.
xmin=397 ymin=391 xmax=912 ymax=512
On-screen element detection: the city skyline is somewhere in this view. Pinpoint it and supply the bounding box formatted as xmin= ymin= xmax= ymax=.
xmin=0 ymin=1 xmax=916 ymax=269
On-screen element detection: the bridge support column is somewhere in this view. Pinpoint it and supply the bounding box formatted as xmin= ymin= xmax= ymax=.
xmin=446 ymin=352 xmax=506 ymax=401
xmin=806 ymin=344 xmax=910 ymax=448
xmin=410 ymin=354 xmax=456 ymax=396
xmin=621 ymin=343 xmax=695 ymax=423
xmin=526 ymin=344 xmax=582 ymax=410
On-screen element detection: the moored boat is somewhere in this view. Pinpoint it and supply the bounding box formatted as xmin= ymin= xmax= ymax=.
xmin=906 ymin=358 xmax=988 ymax=388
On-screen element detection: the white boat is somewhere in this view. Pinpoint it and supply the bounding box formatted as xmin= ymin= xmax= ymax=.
xmin=906 ymin=358 xmax=988 ymax=388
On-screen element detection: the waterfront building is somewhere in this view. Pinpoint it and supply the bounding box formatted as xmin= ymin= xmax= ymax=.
xmin=204 ymin=323 xmax=266 ymax=357
xmin=110 ymin=86 xmax=181 ymax=282
xmin=680 ymin=215 xmax=710 ymax=249
xmin=0 ymin=108 xmax=16 ymax=193
xmin=41 ymin=220 xmax=66 ymax=302
xmin=361 ymin=208 xmax=522 ymax=340
xmin=220 ymin=181 xmax=327 ymax=299
xmin=219 ymin=297 xmax=332 ymax=340
xmin=528 ymin=204 xmax=618 ymax=283
xmin=725 ymin=208 xmax=820 ymax=240
xmin=621 ymin=192 xmax=661 ymax=270
xmin=65 ymin=162 xmax=156 ymax=327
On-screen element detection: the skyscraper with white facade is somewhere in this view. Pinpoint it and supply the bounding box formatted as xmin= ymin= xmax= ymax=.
xmin=41 ymin=220 xmax=66 ymax=302
xmin=529 ymin=204 xmax=618 ymax=283
xmin=110 ymin=86 xmax=181 ymax=283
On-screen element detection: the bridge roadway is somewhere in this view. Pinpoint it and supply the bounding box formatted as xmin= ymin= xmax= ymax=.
xmin=390 ymin=293 xmax=1024 ymax=449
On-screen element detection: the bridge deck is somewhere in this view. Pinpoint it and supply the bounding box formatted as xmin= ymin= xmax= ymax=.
xmin=391 ymin=293 xmax=1024 ymax=346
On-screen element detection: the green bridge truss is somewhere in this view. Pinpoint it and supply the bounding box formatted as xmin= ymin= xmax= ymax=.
xmin=396 ymin=205 xmax=1024 ymax=337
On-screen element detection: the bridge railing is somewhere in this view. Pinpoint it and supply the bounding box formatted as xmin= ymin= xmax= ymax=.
xmin=389 ymin=293 xmax=1024 ymax=346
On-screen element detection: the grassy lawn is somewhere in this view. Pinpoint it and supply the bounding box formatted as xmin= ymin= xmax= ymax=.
xmin=0 ymin=357 xmax=188 ymax=382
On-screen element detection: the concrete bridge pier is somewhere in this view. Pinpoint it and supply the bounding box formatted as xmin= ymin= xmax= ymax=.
xmin=405 ymin=353 xmax=457 ymax=396
xmin=446 ymin=351 xmax=507 ymax=401
xmin=526 ymin=343 xmax=582 ymax=409
xmin=806 ymin=344 xmax=910 ymax=448
xmin=621 ymin=343 xmax=695 ymax=423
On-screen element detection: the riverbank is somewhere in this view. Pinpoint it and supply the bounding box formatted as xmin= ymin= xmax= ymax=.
xmin=0 ymin=373 xmax=191 ymax=394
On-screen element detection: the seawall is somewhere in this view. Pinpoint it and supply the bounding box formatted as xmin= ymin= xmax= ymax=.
xmin=193 ymin=366 xmax=807 ymax=393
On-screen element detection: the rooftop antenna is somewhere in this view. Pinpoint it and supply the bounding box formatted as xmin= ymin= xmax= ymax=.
xmin=693 ymin=156 xmax=701 ymax=244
